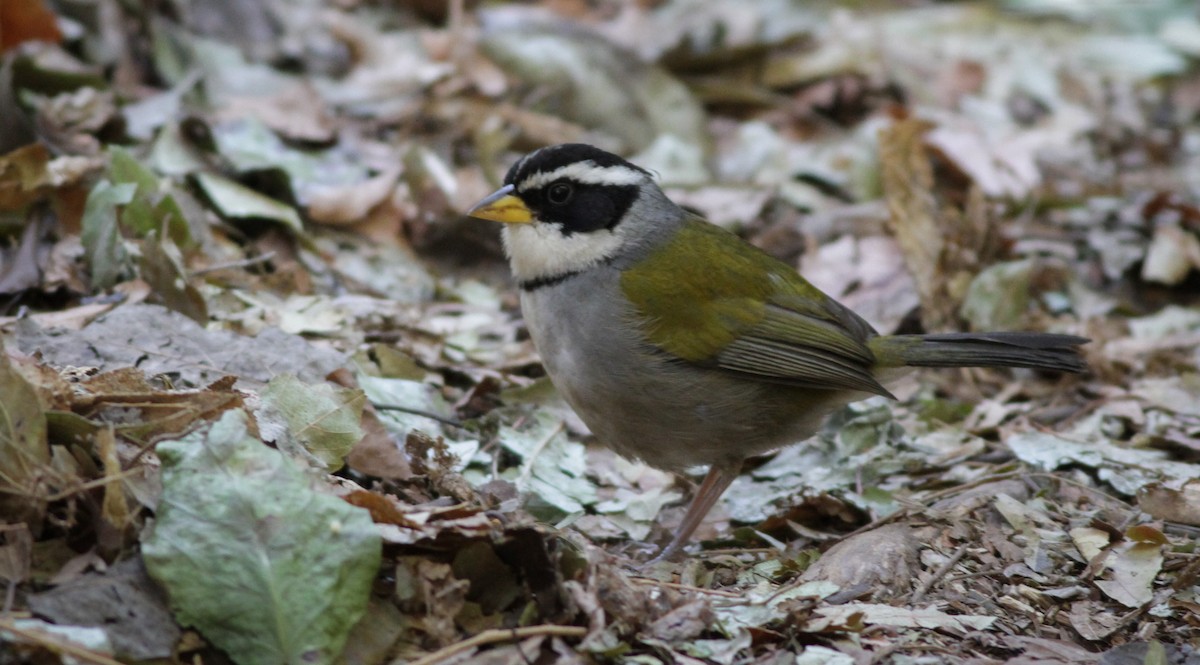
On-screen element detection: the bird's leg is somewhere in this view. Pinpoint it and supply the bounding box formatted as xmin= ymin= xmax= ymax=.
xmin=650 ymin=460 xmax=744 ymax=563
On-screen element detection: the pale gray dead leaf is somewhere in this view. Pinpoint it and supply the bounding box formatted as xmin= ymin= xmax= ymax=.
xmin=26 ymin=557 xmax=180 ymax=661
xmin=11 ymin=303 xmax=347 ymax=388
xmin=1141 ymin=226 xmax=1200 ymax=285
xmin=926 ymin=123 xmax=1040 ymax=198
xmin=723 ymin=400 xmax=909 ymax=523
xmin=807 ymin=602 xmax=995 ymax=633
xmin=1095 ymin=541 xmax=1163 ymax=608
xmin=1069 ymin=600 xmax=1124 ymax=641
xmin=1007 ymin=430 xmax=1200 ymax=496
xmin=310 ymin=27 xmax=452 ymax=117
xmin=2 ymin=619 xmax=113 ymax=655
xmin=908 ymin=428 xmax=987 ymax=466
xmin=800 ymin=234 xmax=919 ymax=334
xmin=496 ymin=410 xmax=596 ymax=520
xmin=1138 ymin=482 xmax=1200 ymax=526
xmin=608 ymin=0 xmax=821 ymax=60
xmin=795 ymin=646 xmax=856 ymax=665
xmin=676 ymin=631 xmax=752 ymax=665
xmin=1088 ymin=224 xmax=1148 ymax=281
xmin=663 ymin=185 xmax=773 ymax=231
xmin=1131 ymin=375 xmax=1200 ymax=417
xmin=122 ymin=73 xmax=199 ymax=141
xmin=1069 ymin=526 xmax=1110 ymax=562
xmin=593 ymin=485 xmax=682 ymax=541
xmin=630 ymin=135 xmax=710 ymax=186
xmin=994 ymin=493 xmax=1064 ymax=574
xmin=709 ymin=580 xmax=836 ymax=631
xmin=273 ymin=295 xmax=352 ymax=336
xmin=1078 ymin=34 xmax=1189 ymax=80
xmin=1161 ymin=15 xmax=1200 ymax=55
xmin=180 ymin=33 xmax=296 ymax=101
xmin=323 ymin=234 xmax=435 ymax=303
xmin=357 ymin=376 xmax=481 ymax=472
xmin=1127 ymin=305 xmax=1200 ymax=340
xmin=209 ymin=117 xmax=370 ymax=206
xmin=960 ymin=260 xmax=1034 ymax=331
xmin=480 ymin=12 xmax=707 ymax=153
xmin=800 ymin=524 xmax=921 ymax=592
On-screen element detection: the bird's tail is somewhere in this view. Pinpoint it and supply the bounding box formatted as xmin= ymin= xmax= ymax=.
xmin=869 ymin=332 xmax=1088 ymax=373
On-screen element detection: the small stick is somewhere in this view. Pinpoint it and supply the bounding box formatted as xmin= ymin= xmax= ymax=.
xmin=909 ymin=545 xmax=969 ymax=605
xmin=517 ymin=420 xmax=566 ymax=487
xmin=406 ymin=625 xmax=587 ymax=665
xmin=373 ymin=403 xmax=465 ymax=428
xmin=189 ymin=252 xmax=277 ymax=276
xmin=629 ymin=577 xmax=743 ymax=598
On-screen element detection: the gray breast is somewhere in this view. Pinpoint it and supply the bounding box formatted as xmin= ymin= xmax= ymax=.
xmin=519 ymin=268 xmax=857 ymax=471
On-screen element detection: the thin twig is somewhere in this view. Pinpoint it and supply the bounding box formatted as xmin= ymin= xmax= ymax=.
xmin=0 ymin=618 xmax=126 ymax=665
xmin=909 ymin=546 xmax=969 ymax=605
xmin=406 ymin=625 xmax=587 ymax=665
xmin=630 ymin=577 xmax=743 ymax=598
xmin=3 ymin=580 xmax=16 ymax=615
xmin=189 ymin=252 xmax=277 ymax=276
xmin=42 ymin=469 xmax=145 ymax=502
xmin=517 ymin=420 xmax=566 ymax=487
xmin=373 ymin=403 xmax=465 ymax=428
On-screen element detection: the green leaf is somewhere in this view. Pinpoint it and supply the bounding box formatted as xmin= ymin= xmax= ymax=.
xmin=108 ymin=146 xmax=194 ymax=246
xmin=0 ymin=349 xmax=50 ymax=499
xmin=959 ymin=259 xmax=1034 ymax=331
xmin=257 ymin=374 xmax=365 ymax=471
xmin=210 ymin=118 xmax=367 ymax=195
xmin=80 ymin=180 xmax=136 ymax=290
xmin=109 ymin=145 xmax=160 ymax=195
xmin=142 ymin=410 xmax=381 ymax=665
xmin=139 ymin=230 xmax=208 ymax=324
xmin=498 ymin=410 xmax=596 ymax=519
xmin=193 ymin=171 xmax=304 ymax=234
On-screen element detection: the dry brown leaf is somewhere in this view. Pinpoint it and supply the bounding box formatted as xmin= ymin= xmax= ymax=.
xmin=0 ymin=0 xmax=62 ymax=51
xmin=330 ymin=368 xmax=414 ymax=479
xmin=1138 ymin=482 xmax=1200 ymax=526
xmin=0 ymin=523 xmax=33 ymax=586
xmin=215 ymin=84 xmax=336 ymax=143
xmin=879 ymin=117 xmax=998 ymax=331
xmin=1068 ymin=600 xmax=1123 ymax=641
xmin=97 ymin=426 xmax=131 ymax=535
xmin=306 ymin=167 xmax=401 ymax=226
xmin=879 ymin=118 xmax=955 ymax=330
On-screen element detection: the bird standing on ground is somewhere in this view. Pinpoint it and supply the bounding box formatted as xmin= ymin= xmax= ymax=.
xmin=468 ymin=143 xmax=1087 ymax=561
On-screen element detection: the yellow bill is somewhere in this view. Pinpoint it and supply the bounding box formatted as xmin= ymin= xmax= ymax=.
xmin=467 ymin=185 xmax=533 ymax=224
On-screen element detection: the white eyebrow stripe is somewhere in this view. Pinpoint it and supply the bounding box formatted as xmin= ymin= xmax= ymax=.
xmin=517 ymin=162 xmax=645 ymax=191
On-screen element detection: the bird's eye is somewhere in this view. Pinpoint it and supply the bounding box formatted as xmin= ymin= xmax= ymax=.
xmin=546 ymin=182 xmax=574 ymax=205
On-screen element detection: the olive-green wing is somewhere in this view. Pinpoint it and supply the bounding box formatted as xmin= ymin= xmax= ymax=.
xmin=620 ymin=218 xmax=890 ymax=396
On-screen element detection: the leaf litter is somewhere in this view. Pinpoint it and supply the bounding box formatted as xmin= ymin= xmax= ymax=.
xmin=2 ymin=0 xmax=1200 ymax=663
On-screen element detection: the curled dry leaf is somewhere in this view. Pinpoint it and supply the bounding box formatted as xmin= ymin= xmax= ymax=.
xmin=800 ymin=524 xmax=921 ymax=595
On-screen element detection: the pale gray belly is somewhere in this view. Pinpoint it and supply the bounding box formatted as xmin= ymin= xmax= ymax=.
xmin=520 ymin=272 xmax=857 ymax=471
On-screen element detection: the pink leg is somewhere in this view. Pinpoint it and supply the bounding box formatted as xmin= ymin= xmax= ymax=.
xmin=650 ymin=461 xmax=743 ymax=563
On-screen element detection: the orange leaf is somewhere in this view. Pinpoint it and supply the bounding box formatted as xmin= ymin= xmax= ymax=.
xmin=0 ymin=0 xmax=63 ymax=51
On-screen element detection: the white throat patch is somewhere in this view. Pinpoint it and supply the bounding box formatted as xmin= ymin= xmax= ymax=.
xmin=502 ymin=222 xmax=626 ymax=283
xmin=517 ymin=162 xmax=645 ymax=192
